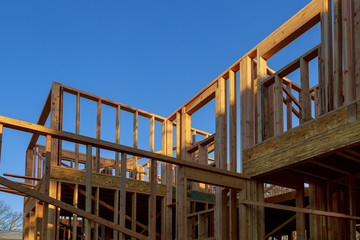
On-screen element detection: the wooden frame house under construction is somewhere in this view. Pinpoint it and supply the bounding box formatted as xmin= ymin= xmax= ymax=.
xmin=0 ymin=0 xmax=360 ymax=239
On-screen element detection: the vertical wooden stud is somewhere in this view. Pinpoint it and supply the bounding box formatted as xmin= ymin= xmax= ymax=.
xmin=148 ymin=116 xmax=156 ymax=240
xmin=113 ymin=105 xmax=120 ymax=240
xmin=354 ymin=0 xmax=360 ymax=100
xmin=133 ymin=111 xmax=138 ymax=179
xmin=72 ymin=92 xmax=80 ymax=240
xmin=165 ymin=120 xmax=173 ymax=240
xmin=119 ymin=152 xmax=127 ymax=240
xmin=85 ymin=145 xmax=92 ymax=240
xmin=343 ymin=0 xmax=356 ymax=104
xmin=349 ymin=178 xmax=356 ymax=238
xmin=300 ymin=58 xmax=312 ymax=122
xmin=215 ymin=77 xmax=229 ymax=239
xmin=229 ymin=70 xmax=237 ymax=172
xmin=274 ymin=76 xmax=284 ymax=135
xmin=321 ymin=0 xmax=334 ymax=112
xmin=296 ymin=185 xmax=305 ymax=240
xmin=334 ymin=0 xmax=343 ymax=108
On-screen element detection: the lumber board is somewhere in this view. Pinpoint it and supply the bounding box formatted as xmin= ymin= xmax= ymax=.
xmin=185 ymin=81 xmax=217 ymax=115
xmin=244 ymin=105 xmax=360 ymax=176
xmin=50 ymin=166 xmax=166 ymax=196
xmin=0 ymin=176 xmax=147 ymax=240
xmin=183 ymin=166 xmax=243 ymax=189
xmin=56 ymin=82 xmax=166 ymax=122
xmin=243 ymin=105 xmax=349 ymax=163
xmin=240 ymin=198 xmax=360 ymax=221
xmin=0 ymin=116 xmax=249 ymax=180
xmin=258 ymin=0 xmax=321 ymax=59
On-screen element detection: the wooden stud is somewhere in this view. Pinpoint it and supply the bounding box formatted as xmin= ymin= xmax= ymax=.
xmin=354 ymin=0 xmax=360 ymax=100
xmin=229 ymin=70 xmax=237 ymax=172
xmin=240 ymin=57 xmax=255 ymax=151
xmin=257 ymin=55 xmax=268 ymax=141
xmin=349 ymin=178 xmax=356 ymax=239
xmin=85 ymin=145 xmax=92 ymax=240
xmin=274 ymin=75 xmax=284 ymax=135
xmin=148 ymin=116 xmax=156 ymax=240
xmin=119 ymin=152 xmax=127 ymax=240
xmin=72 ymin=92 xmax=80 ymax=240
xmin=165 ymin=120 xmax=173 ymax=240
xmin=180 ymin=108 xmax=191 ymax=162
xmin=176 ymin=166 xmax=188 ymax=240
xmin=133 ymin=111 xmax=138 ymax=179
xmin=334 ymin=0 xmax=343 ymax=109
xmin=41 ymin=135 xmax=51 ymax=240
xmin=94 ymin=99 xmax=101 ymax=240
xmin=113 ymin=105 xmax=120 ymax=240
xmin=296 ymin=185 xmax=305 ymax=240
xmin=300 ymin=58 xmax=311 ymax=122
xmin=343 ymin=0 xmax=356 ymax=104
xmin=131 ymin=192 xmax=137 ymax=240
xmin=321 ymin=0 xmax=334 ymax=112
xmin=214 ymin=77 xmax=229 ymax=239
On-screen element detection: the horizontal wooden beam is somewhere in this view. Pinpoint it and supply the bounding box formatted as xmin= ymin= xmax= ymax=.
xmin=0 ymin=116 xmax=249 ymax=181
xmin=187 ymin=134 xmax=215 ymax=153
xmin=243 ymin=102 xmax=360 ymax=176
xmin=258 ymin=0 xmax=321 ymax=59
xmin=0 ymin=176 xmax=147 ymax=240
xmin=183 ymin=166 xmax=244 ymax=189
xmin=3 ymin=173 xmax=41 ymax=181
xmin=54 ymin=82 xmax=167 ymax=122
xmin=50 ymin=166 xmax=166 ymax=196
xmin=241 ymin=199 xmax=360 ymax=221
xmin=185 ymin=82 xmax=217 ymax=115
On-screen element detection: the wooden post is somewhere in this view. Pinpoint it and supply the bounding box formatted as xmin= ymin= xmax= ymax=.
xmin=214 ymin=77 xmax=229 ymax=239
xmin=296 ymin=185 xmax=305 ymax=240
xmin=354 ymin=0 xmax=360 ymax=100
xmin=349 ymin=178 xmax=356 ymax=239
xmin=321 ymin=0 xmax=334 ymax=112
xmin=29 ymin=210 xmax=35 ymax=240
xmin=133 ymin=111 xmax=138 ymax=179
xmin=85 ymin=145 xmax=92 ymax=240
xmin=94 ymin=99 xmax=101 ymax=240
xmin=257 ymin=55 xmax=269 ymax=141
xmin=131 ymin=192 xmax=137 ymax=240
xmin=148 ymin=116 xmax=156 ymax=240
xmin=240 ymin=57 xmax=255 ymax=151
xmin=72 ymin=92 xmax=80 ymax=240
xmin=180 ymin=108 xmax=191 ymax=162
xmin=176 ymin=166 xmax=188 ymax=240
xmin=34 ymin=202 xmax=43 ymax=240
xmin=41 ymin=135 xmax=51 ymax=240
xmin=274 ymin=75 xmax=284 ymax=135
xmin=164 ymin=120 xmax=173 ymax=239
xmin=309 ymin=183 xmax=318 ymax=239
xmin=300 ymin=58 xmax=311 ymax=122
xmin=286 ymin=84 xmax=293 ymax=130
xmin=343 ymin=0 xmax=356 ymax=104
xmin=47 ymin=83 xmax=62 ymax=240
xmin=113 ymin=105 xmax=120 ymax=240
xmin=119 ymin=152 xmax=127 ymax=240
xmin=334 ymin=0 xmax=343 ymax=109
xmin=229 ymin=69 xmax=237 ymax=172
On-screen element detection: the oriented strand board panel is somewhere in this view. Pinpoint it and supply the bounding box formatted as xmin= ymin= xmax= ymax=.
xmin=50 ymin=166 xmax=166 ymax=196
xmin=243 ymin=102 xmax=360 ymax=176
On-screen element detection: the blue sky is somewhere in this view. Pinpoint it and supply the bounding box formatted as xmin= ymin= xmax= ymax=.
xmin=0 ymin=1 xmax=317 ymax=214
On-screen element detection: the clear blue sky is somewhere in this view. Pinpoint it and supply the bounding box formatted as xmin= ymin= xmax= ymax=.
xmin=0 ymin=0 xmax=317 ymax=214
